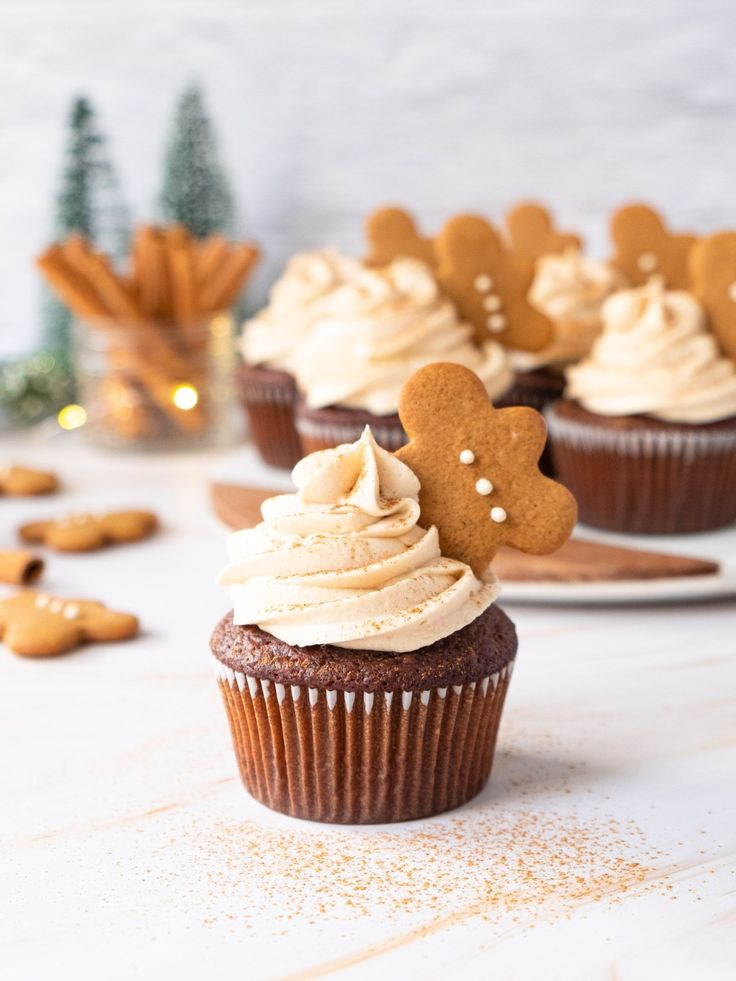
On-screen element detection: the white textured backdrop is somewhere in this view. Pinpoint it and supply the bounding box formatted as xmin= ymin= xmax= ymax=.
xmin=2 ymin=0 xmax=736 ymax=354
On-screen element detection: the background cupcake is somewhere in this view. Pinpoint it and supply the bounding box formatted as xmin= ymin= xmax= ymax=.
xmin=547 ymin=277 xmax=736 ymax=533
xmin=293 ymin=257 xmax=513 ymax=453
xmin=238 ymin=249 xmax=358 ymax=468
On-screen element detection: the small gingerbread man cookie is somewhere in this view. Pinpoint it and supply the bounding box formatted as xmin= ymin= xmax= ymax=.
xmin=610 ymin=204 xmax=696 ymax=289
xmin=395 ymin=363 xmax=577 ymax=575
xmin=0 ymin=591 xmax=138 ymax=657
xmin=0 ymin=465 xmax=58 ymax=497
xmin=19 ymin=509 xmax=158 ymax=552
xmin=689 ymin=232 xmax=736 ymax=362
xmin=505 ymin=201 xmax=582 ymax=270
xmin=435 ymin=214 xmax=553 ymax=352
xmin=364 ymin=206 xmax=436 ymax=268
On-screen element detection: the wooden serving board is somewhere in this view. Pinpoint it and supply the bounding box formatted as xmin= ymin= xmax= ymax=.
xmin=210 ymin=482 xmax=720 ymax=583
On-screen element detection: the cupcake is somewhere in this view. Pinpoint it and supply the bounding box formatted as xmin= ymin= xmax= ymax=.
xmin=500 ymin=200 xmax=624 ymax=420
xmin=293 ymin=257 xmax=513 ymax=453
xmin=238 ymin=249 xmax=358 ymax=468
xmin=547 ymin=278 xmax=736 ymax=534
xmin=212 ymin=363 xmax=576 ymax=824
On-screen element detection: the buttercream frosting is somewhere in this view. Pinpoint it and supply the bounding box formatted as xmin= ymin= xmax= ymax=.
xmin=517 ymin=248 xmax=622 ymax=370
xmin=293 ymin=258 xmax=513 ymax=415
xmin=241 ymin=249 xmax=359 ymax=372
xmin=566 ymin=278 xmax=736 ymax=423
xmin=218 ymin=428 xmax=498 ymax=652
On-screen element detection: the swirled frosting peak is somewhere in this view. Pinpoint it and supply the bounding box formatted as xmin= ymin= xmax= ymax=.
xmin=566 ymin=278 xmax=736 ymax=423
xmin=241 ymin=249 xmax=359 ymax=372
xmin=517 ymin=247 xmax=622 ymax=369
xmin=218 ymin=428 xmax=499 ymax=652
xmin=294 ymin=258 xmax=513 ymax=415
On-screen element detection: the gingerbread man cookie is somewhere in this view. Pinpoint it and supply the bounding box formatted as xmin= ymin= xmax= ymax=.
xmin=689 ymin=232 xmax=736 ymax=362
xmin=505 ymin=201 xmax=582 ymax=269
xmin=610 ymin=204 xmax=696 ymax=289
xmin=364 ymin=206 xmax=436 ymax=268
xmin=434 ymin=214 xmax=553 ymax=352
xmin=19 ymin=509 xmax=158 ymax=552
xmin=0 ymin=465 xmax=58 ymax=497
xmin=0 ymin=591 xmax=138 ymax=657
xmin=395 ymin=363 xmax=577 ymax=575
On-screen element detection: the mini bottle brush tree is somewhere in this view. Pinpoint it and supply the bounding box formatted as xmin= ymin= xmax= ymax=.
xmin=0 ymin=96 xmax=131 ymax=428
xmin=159 ymin=83 xmax=235 ymax=239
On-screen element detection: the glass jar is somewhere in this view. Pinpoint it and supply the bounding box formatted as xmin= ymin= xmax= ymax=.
xmin=73 ymin=313 xmax=236 ymax=450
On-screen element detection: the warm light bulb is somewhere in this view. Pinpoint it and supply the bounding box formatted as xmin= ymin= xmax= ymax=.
xmin=172 ymin=384 xmax=199 ymax=411
xmin=57 ymin=404 xmax=87 ymax=430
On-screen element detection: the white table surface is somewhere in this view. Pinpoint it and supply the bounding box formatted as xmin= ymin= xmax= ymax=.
xmin=1 ymin=431 xmax=735 ymax=981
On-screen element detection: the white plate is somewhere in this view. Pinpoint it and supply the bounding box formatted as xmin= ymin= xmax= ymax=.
xmin=209 ymin=447 xmax=736 ymax=606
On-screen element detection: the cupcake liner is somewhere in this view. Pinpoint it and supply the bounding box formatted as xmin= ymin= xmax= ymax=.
xmin=295 ymin=406 xmax=407 ymax=456
xmin=236 ymin=365 xmax=303 ymax=469
xmin=547 ymin=406 xmax=736 ymax=533
xmin=214 ymin=658 xmax=514 ymax=824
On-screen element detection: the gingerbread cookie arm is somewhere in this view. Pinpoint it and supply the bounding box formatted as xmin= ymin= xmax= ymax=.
xmin=435 ymin=214 xmax=553 ymax=352
xmin=610 ymin=204 xmax=696 ymax=289
xmin=100 ymin=511 xmax=158 ymax=542
xmin=364 ymin=207 xmax=436 ymax=268
xmin=396 ymin=363 xmax=577 ymax=575
xmin=505 ymin=202 xmax=582 ymax=267
xmin=78 ymin=602 xmax=139 ymax=642
xmin=0 ymin=466 xmax=58 ymax=496
xmin=689 ymin=233 xmax=736 ymax=362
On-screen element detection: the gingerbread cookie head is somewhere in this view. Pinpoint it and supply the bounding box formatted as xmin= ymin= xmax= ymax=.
xmin=505 ymin=201 xmax=582 ymax=269
xmin=395 ymin=363 xmax=577 ymax=575
xmin=435 ymin=214 xmax=553 ymax=352
xmin=0 ymin=465 xmax=58 ymax=497
xmin=0 ymin=591 xmax=139 ymax=657
xmin=610 ymin=204 xmax=696 ymax=289
xmin=19 ymin=509 xmax=158 ymax=552
xmin=689 ymin=232 xmax=736 ymax=362
xmin=364 ymin=206 xmax=436 ymax=268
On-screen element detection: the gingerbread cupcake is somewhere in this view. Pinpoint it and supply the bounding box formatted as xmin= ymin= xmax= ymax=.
xmin=293 ymin=256 xmax=513 ymax=454
xmin=547 ymin=277 xmax=736 ymax=533
xmin=238 ymin=249 xmax=358 ymax=468
xmin=212 ymin=362 xmax=576 ymax=824
xmin=500 ymin=203 xmax=623 ymax=420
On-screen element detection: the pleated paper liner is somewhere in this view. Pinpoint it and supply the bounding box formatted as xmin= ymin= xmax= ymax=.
xmin=236 ymin=363 xmax=303 ymax=469
xmin=546 ymin=403 xmax=736 ymax=534
xmin=214 ymin=658 xmax=514 ymax=824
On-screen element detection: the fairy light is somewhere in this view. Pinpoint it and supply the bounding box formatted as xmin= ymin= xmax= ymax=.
xmin=57 ymin=404 xmax=87 ymax=430
xmin=172 ymin=384 xmax=199 ymax=411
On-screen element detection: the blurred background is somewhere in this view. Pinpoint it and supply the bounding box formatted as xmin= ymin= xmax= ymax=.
xmin=3 ymin=0 xmax=735 ymax=360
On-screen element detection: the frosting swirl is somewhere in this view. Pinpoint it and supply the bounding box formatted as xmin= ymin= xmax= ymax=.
xmin=293 ymin=258 xmax=513 ymax=415
xmin=566 ymin=278 xmax=736 ymax=423
xmin=241 ymin=249 xmax=359 ymax=372
xmin=518 ymin=248 xmax=622 ymax=370
xmin=218 ymin=428 xmax=498 ymax=652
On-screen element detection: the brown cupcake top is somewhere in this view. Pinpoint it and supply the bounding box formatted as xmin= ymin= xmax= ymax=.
xmin=211 ymin=603 xmax=516 ymax=692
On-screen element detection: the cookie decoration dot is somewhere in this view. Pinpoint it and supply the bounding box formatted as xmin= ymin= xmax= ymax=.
xmin=490 ymin=507 xmax=507 ymax=523
xmin=474 ymin=274 xmax=493 ymax=292
xmin=486 ymin=314 xmax=507 ymax=332
xmin=483 ymin=295 xmax=502 ymax=312
xmin=475 ymin=478 xmax=493 ymax=496
xmin=459 ymin=449 xmax=475 ymax=464
xmin=637 ymin=252 xmax=658 ymax=274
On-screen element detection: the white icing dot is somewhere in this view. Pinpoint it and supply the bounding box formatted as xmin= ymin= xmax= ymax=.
xmin=475 ymin=478 xmax=493 ymax=496
xmin=490 ymin=506 xmax=507 ymax=523
xmin=728 ymin=282 xmax=736 ymax=303
xmin=35 ymin=594 xmax=50 ymax=609
xmin=486 ymin=314 xmax=507 ymax=332
xmin=637 ymin=252 xmax=658 ymax=273
xmin=48 ymin=599 xmax=63 ymax=614
xmin=483 ymin=294 xmax=502 ymax=312
xmin=474 ymin=274 xmax=493 ymax=292
xmin=63 ymin=603 xmax=80 ymax=620
xmin=459 ymin=449 xmax=475 ymax=465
